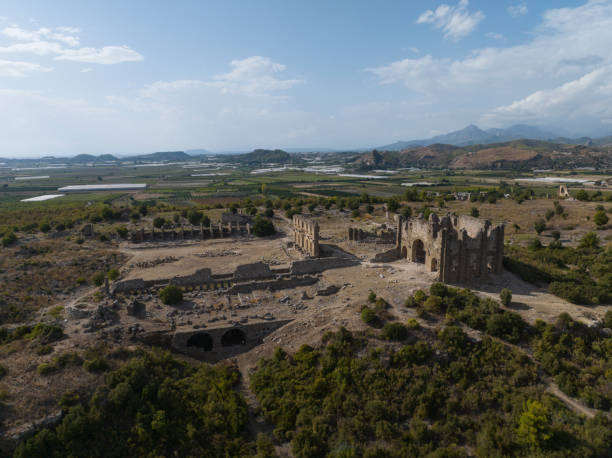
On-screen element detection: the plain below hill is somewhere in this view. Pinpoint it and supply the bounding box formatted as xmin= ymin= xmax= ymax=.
xmin=355 ymin=139 xmax=612 ymax=170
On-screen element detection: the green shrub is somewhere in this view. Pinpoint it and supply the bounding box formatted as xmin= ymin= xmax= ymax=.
xmin=406 ymin=318 xmax=420 ymax=329
xmin=48 ymin=305 xmax=65 ymax=320
xmin=159 ymin=285 xmax=183 ymax=305
xmin=594 ymin=210 xmax=608 ymax=227
xmin=579 ymin=232 xmax=600 ymax=249
xmin=360 ymin=306 xmax=377 ymax=325
xmin=534 ymin=219 xmax=546 ymax=234
xmin=1 ymin=231 xmax=17 ymax=247
xmin=153 ymin=217 xmax=165 ymax=228
xmin=83 ymin=356 xmax=109 ymax=373
xmin=107 ymin=268 xmax=120 ymax=281
xmin=367 ymin=291 xmax=376 ymax=303
xmin=382 ymin=323 xmax=408 ymax=341
xmin=39 ymin=222 xmax=51 ymax=233
xmin=92 ymin=271 xmax=106 ymax=286
xmin=116 ymin=226 xmax=128 ymax=239
xmin=500 ymin=288 xmax=512 ymax=307
xmin=37 ymin=362 xmax=55 ymax=375
xmin=252 ymin=216 xmax=276 ymax=237
xmin=0 ymin=364 xmax=7 ymax=378
xmin=413 ymin=290 xmax=427 ymax=303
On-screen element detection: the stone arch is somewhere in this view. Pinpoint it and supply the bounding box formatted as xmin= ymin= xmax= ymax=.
xmin=411 ymin=239 xmax=425 ymax=264
xmin=186 ymin=332 xmax=213 ymax=351
xmin=431 ymin=258 xmax=438 ymax=272
xmin=221 ymin=328 xmax=246 ymax=346
xmin=401 ymin=246 xmax=408 ymax=259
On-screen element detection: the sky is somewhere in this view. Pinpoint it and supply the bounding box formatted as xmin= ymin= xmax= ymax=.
xmin=1 ymin=0 xmax=612 ymax=156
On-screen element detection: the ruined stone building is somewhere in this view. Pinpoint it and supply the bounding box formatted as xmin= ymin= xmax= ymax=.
xmin=396 ymin=213 xmax=504 ymax=283
xmin=559 ymin=185 xmax=570 ymax=198
xmin=292 ymin=215 xmax=320 ymax=257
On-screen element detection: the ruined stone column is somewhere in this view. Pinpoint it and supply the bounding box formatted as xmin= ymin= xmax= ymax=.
xmin=246 ymin=223 xmax=251 ymax=235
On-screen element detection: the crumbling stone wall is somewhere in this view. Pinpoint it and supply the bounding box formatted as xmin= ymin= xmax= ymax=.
xmin=559 ymin=185 xmax=570 ymax=198
xmin=233 ymin=262 xmax=273 ymax=281
xmin=130 ymin=222 xmax=251 ymax=243
xmin=397 ymin=213 xmax=504 ymax=283
xmin=348 ymin=226 xmax=395 ymax=243
xmin=292 ymin=215 xmax=320 ymax=257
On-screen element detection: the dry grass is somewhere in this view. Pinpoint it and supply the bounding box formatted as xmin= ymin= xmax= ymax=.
xmin=0 ymin=238 xmax=125 ymax=323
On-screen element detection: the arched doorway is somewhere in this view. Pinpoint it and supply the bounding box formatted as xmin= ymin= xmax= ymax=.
xmin=221 ymin=329 xmax=246 ymax=346
xmin=412 ymin=240 xmax=425 ymax=264
xmin=186 ymin=332 xmax=213 ymax=351
xmin=431 ymin=258 xmax=438 ymax=272
xmin=401 ymin=246 xmax=408 ymax=259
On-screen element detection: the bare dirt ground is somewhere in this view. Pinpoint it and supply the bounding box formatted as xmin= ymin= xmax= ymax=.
xmin=120 ymin=235 xmax=296 ymax=281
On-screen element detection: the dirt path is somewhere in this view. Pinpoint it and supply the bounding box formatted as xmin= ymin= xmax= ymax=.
xmin=544 ymin=379 xmax=599 ymax=419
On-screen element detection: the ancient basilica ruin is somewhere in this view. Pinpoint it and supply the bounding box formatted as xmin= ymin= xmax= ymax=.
xmin=395 ymin=213 xmax=504 ymax=283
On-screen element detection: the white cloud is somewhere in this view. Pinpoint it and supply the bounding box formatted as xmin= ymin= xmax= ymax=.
xmin=486 ymin=32 xmax=504 ymax=40
xmin=0 ymin=25 xmax=142 ymax=64
xmin=483 ymin=65 xmax=612 ymax=128
xmin=210 ymin=56 xmax=303 ymax=95
xmin=56 ymin=46 xmax=143 ymax=64
xmin=416 ymin=0 xmax=484 ymax=40
xmin=0 ymin=59 xmax=51 ymax=76
xmin=80 ymin=67 xmax=93 ymax=73
xmin=369 ymin=0 xmax=612 ymax=133
xmin=508 ymin=3 xmax=528 ymax=17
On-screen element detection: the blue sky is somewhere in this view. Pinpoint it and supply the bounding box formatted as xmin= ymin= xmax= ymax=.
xmin=1 ymin=0 xmax=611 ymax=156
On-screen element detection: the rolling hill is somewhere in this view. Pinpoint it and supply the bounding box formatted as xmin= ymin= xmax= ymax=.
xmin=356 ymin=139 xmax=612 ymax=170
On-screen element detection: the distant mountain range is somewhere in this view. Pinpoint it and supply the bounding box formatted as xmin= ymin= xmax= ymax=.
xmin=355 ymin=139 xmax=612 ymax=170
xmin=375 ymin=124 xmax=612 ymax=150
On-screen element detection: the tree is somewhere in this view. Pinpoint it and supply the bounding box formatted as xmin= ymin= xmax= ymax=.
xmin=534 ymin=219 xmax=546 ymax=234
xmin=116 ymin=226 xmax=128 ymax=239
xmin=576 ymin=189 xmax=590 ymax=201
xmin=260 ymin=183 xmax=268 ymax=195
xmin=516 ymin=400 xmax=551 ymax=450
xmin=187 ymin=210 xmax=203 ymax=226
xmin=360 ymin=306 xmax=376 ymax=325
xmin=401 ymin=206 xmax=412 ymax=218
xmin=159 ymin=285 xmax=183 ymax=305
xmin=579 ymin=232 xmax=600 ymax=249
xmin=387 ymin=198 xmax=400 ymax=213
xmin=593 ymin=210 xmax=608 ymax=227
xmin=500 ymin=288 xmax=512 ymax=307
xmin=551 ymin=230 xmax=561 ymax=240
xmin=470 ymin=207 xmax=479 ymax=218
xmin=153 ymin=217 xmax=165 ymax=228
xmin=252 ymin=216 xmax=276 ymax=237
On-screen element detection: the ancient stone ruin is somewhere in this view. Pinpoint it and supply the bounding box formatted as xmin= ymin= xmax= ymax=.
xmin=348 ymin=225 xmax=395 ymax=244
xmin=129 ymin=222 xmax=250 ymax=243
xmin=112 ymin=258 xmax=358 ymax=296
xmin=292 ymin=215 xmax=320 ymax=257
xmin=395 ymin=213 xmax=504 ymax=283
xmin=559 ymin=185 xmax=570 ymax=198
